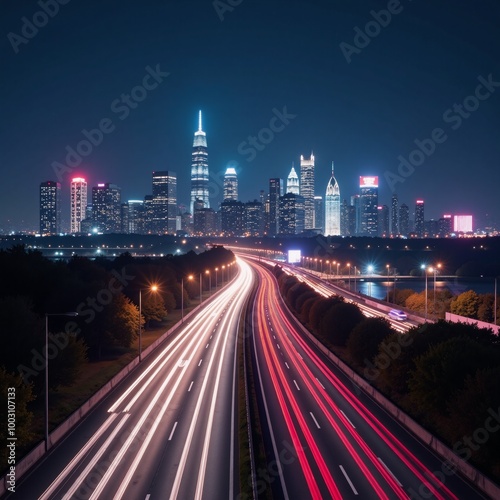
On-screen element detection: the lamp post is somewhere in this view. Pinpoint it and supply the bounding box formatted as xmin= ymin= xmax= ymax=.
xmin=199 ymin=273 xmax=202 ymax=305
xmin=181 ymin=276 xmax=193 ymax=323
xmin=222 ymin=265 xmax=226 ymax=283
xmin=205 ymin=270 xmax=211 ymax=297
xmin=354 ymin=265 xmax=357 ymax=293
xmin=45 ymin=312 xmax=78 ymax=452
xmin=336 ymin=262 xmax=340 ymax=276
xmin=386 ymin=264 xmax=390 ymax=302
xmin=139 ymin=285 xmax=158 ymax=362
xmin=347 ymin=263 xmax=351 ymax=290
xmin=422 ymin=265 xmax=428 ymax=320
xmin=495 ymin=277 xmax=497 ymax=326
xmin=215 ymin=267 xmax=219 ymax=291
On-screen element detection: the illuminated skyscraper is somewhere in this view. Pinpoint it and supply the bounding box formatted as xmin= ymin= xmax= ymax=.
xmin=300 ymin=153 xmax=315 ymax=229
xmin=391 ymin=193 xmax=399 ymax=236
xmin=40 ymin=181 xmax=61 ymax=235
xmin=190 ymin=110 xmax=209 ymax=213
xmin=324 ymin=163 xmax=340 ymax=236
xmin=399 ymin=203 xmax=409 ymax=236
xmin=359 ymin=176 xmax=378 ymax=236
xmin=70 ymin=177 xmax=87 ymax=233
xmin=152 ymin=171 xmax=177 ymax=234
xmin=92 ymin=183 xmax=121 ymax=233
xmin=314 ymin=196 xmax=324 ymax=234
xmin=223 ymin=167 xmax=238 ymax=201
xmin=268 ymin=178 xmax=283 ymax=236
xmin=415 ymin=199 xmax=425 ymax=237
xmin=279 ymin=193 xmax=305 ymax=235
xmin=286 ymin=164 xmax=300 ymax=195
xmin=378 ymin=205 xmax=389 ymax=237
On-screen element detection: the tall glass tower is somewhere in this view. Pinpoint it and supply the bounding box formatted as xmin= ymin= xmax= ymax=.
xmin=190 ymin=110 xmax=209 ymax=214
xmin=286 ymin=164 xmax=300 ymax=194
xmin=300 ymin=153 xmax=315 ymax=229
xmin=40 ymin=181 xmax=61 ymax=235
xmin=223 ymin=167 xmax=238 ymax=201
xmin=70 ymin=177 xmax=87 ymax=233
xmin=324 ymin=162 xmax=340 ymax=236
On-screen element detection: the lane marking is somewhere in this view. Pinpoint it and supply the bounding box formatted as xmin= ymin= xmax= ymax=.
xmin=188 ymin=381 xmax=194 ymax=392
xmin=285 ymin=362 xmax=290 ymax=369
xmin=277 ymin=344 xmax=280 ymax=349
xmin=169 ymin=421 xmax=178 ymax=441
xmin=198 ymin=359 xmax=203 ymax=366
xmin=339 ymin=465 xmax=358 ymax=495
xmin=293 ymin=380 xmax=300 ymax=391
xmin=378 ymin=457 xmax=402 ymax=487
xmin=340 ymin=410 xmax=356 ymax=429
xmin=310 ymin=412 xmax=321 ymax=429
xmin=205 ymin=344 xmax=209 ymax=349
xmin=316 ymin=378 xmax=325 ymax=390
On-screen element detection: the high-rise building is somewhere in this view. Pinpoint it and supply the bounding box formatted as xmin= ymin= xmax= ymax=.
xmin=378 ymin=205 xmax=389 ymax=237
xmin=122 ymin=200 xmax=144 ymax=234
xmin=268 ymin=178 xmax=283 ymax=236
xmin=415 ymin=199 xmax=425 ymax=237
xmin=190 ymin=111 xmax=209 ymax=213
xmin=359 ymin=176 xmax=378 ymax=236
xmin=221 ymin=199 xmax=245 ymax=236
xmin=438 ymin=214 xmax=452 ymax=237
xmin=152 ymin=171 xmax=177 ymax=234
xmin=70 ymin=177 xmax=87 ymax=233
xmin=244 ymin=200 xmax=264 ymax=236
xmin=399 ymin=203 xmax=409 ymax=236
xmin=193 ymin=208 xmax=217 ymax=236
xmin=279 ymin=193 xmax=305 ymax=235
xmin=92 ymin=183 xmax=121 ymax=233
xmin=286 ymin=164 xmax=300 ymax=195
xmin=351 ymin=194 xmax=361 ymax=234
xmin=223 ymin=167 xmax=238 ymax=201
xmin=40 ymin=181 xmax=61 ymax=235
xmin=340 ymin=199 xmax=350 ymax=236
xmin=314 ymin=196 xmax=324 ymax=234
xmin=453 ymin=215 xmax=473 ymax=233
xmin=391 ymin=193 xmax=399 ymax=236
xmin=300 ymin=153 xmax=315 ymax=229
xmin=324 ymin=163 xmax=340 ymax=236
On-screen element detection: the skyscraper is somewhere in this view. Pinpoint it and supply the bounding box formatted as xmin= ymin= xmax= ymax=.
xmin=324 ymin=162 xmax=340 ymax=236
xmin=391 ymin=193 xmax=399 ymax=236
xmin=92 ymin=183 xmax=121 ymax=233
xmin=359 ymin=176 xmax=378 ymax=236
xmin=152 ymin=171 xmax=177 ymax=234
xmin=300 ymin=153 xmax=315 ymax=229
xmin=221 ymin=199 xmax=245 ymax=236
xmin=378 ymin=205 xmax=389 ymax=237
xmin=314 ymin=196 xmax=324 ymax=234
xmin=190 ymin=110 xmax=209 ymax=213
xmin=40 ymin=181 xmax=61 ymax=235
xmin=286 ymin=164 xmax=300 ymax=195
xmin=223 ymin=167 xmax=238 ymax=201
xmin=70 ymin=177 xmax=87 ymax=233
xmin=399 ymin=203 xmax=409 ymax=236
xmin=415 ymin=199 xmax=425 ymax=237
xmin=279 ymin=193 xmax=305 ymax=235
xmin=268 ymin=178 xmax=283 ymax=236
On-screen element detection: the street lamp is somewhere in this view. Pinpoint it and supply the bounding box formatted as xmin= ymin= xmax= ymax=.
xmin=215 ymin=267 xmax=219 ymax=291
xmin=199 ymin=273 xmax=202 ymax=305
xmin=336 ymin=261 xmax=340 ymax=276
xmin=421 ymin=265 xmax=429 ymax=320
xmin=222 ymin=265 xmax=226 ymax=283
xmin=181 ymin=275 xmax=193 ymax=322
xmin=139 ymin=285 xmax=158 ymax=362
xmin=354 ymin=265 xmax=357 ymax=293
xmin=45 ymin=311 xmax=78 ymax=452
xmin=347 ymin=263 xmax=351 ymax=290
xmin=205 ymin=270 xmax=211 ymax=297
xmin=386 ymin=264 xmax=390 ymax=302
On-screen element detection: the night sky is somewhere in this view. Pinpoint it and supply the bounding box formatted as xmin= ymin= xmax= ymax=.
xmin=1 ymin=0 xmax=500 ymax=232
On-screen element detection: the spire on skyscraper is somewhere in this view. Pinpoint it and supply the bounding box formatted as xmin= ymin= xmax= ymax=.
xmin=191 ymin=110 xmax=209 ymax=213
xmin=198 ymin=110 xmax=202 ymax=132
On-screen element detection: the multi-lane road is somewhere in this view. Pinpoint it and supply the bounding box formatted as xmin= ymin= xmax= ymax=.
xmin=11 ymin=259 xmax=254 ymax=499
xmin=7 ymin=256 xmax=491 ymax=499
xmin=247 ymin=258 xmax=487 ymax=499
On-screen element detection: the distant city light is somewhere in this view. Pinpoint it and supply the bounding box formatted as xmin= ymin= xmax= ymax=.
xmin=454 ymin=215 xmax=473 ymax=233
xmin=288 ymin=249 xmax=301 ymax=264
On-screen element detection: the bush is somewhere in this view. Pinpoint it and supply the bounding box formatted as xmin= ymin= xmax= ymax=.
xmin=319 ymin=302 xmax=364 ymax=346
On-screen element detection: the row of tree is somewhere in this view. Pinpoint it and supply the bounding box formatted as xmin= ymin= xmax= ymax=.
xmin=271 ymin=264 xmax=500 ymax=481
xmin=389 ymin=288 xmax=499 ymax=323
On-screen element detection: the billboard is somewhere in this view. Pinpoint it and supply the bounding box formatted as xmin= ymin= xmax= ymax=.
xmin=288 ymin=249 xmax=301 ymax=264
xmin=453 ymin=215 xmax=473 ymax=233
xmin=360 ymin=176 xmax=379 ymax=188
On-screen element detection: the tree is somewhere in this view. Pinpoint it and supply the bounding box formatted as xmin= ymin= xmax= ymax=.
xmin=141 ymin=293 xmax=167 ymax=326
xmin=477 ymin=293 xmax=495 ymax=323
xmin=450 ymin=290 xmax=480 ymax=319
xmin=49 ymin=334 xmax=88 ymax=388
xmin=405 ymin=291 xmax=427 ymax=314
xmin=308 ymin=296 xmax=344 ymax=333
xmin=347 ymin=317 xmax=394 ymax=367
xmin=286 ymin=282 xmax=314 ymax=313
xmin=388 ymin=288 xmax=414 ymax=306
xmin=408 ymin=337 xmax=497 ymax=420
xmin=319 ymin=302 xmax=364 ymax=346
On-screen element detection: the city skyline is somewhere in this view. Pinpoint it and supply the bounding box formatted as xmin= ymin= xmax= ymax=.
xmin=1 ymin=1 xmax=500 ymax=232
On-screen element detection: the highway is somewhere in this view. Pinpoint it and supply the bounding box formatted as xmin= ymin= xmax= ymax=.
xmin=10 ymin=259 xmax=254 ymax=500
xmin=247 ymin=258 xmax=487 ymax=499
